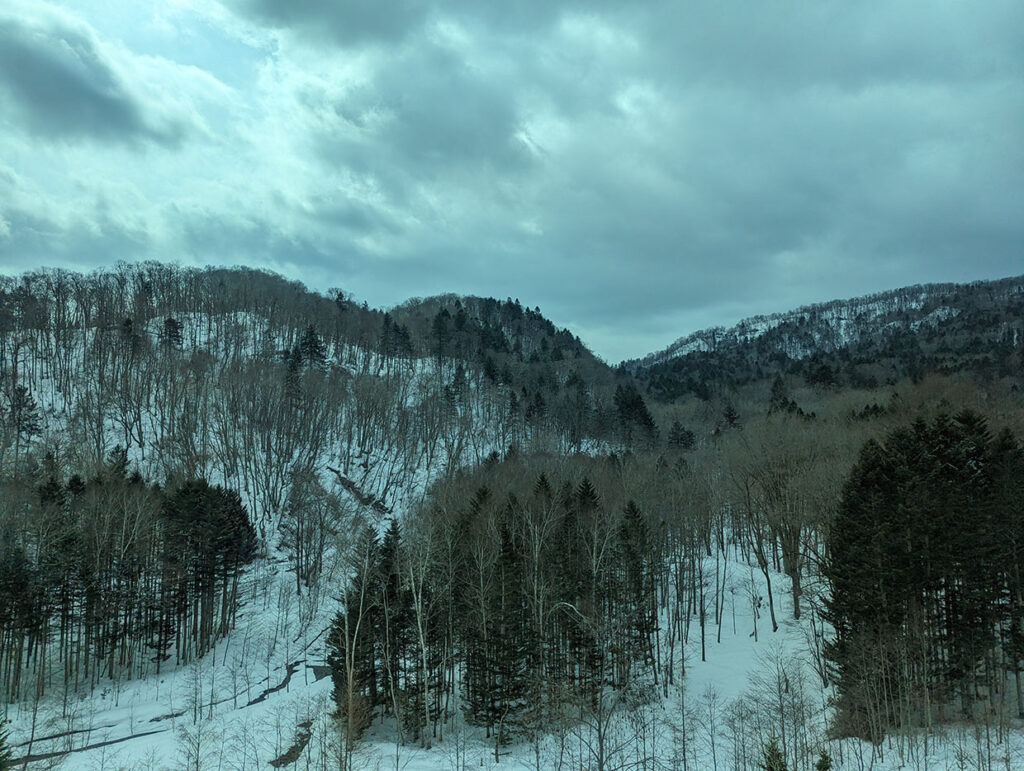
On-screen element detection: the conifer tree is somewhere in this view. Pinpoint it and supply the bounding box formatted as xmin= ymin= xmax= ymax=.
xmin=160 ymin=316 xmax=183 ymax=349
xmin=667 ymin=420 xmax=695 ymax=451
xmin=825 ymin=411 xmax=1017 ymax=736
xmin=298 ymin=325 xmax=327 ymax=369
xmin=760 ymin=736 xmax=788 ymax=771
xmin=814 ymin=749 xmax=833 ymax=771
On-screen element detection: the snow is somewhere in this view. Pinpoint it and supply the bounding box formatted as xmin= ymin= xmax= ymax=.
xmin=7 ymin=309 xmax=1024 ymax=769
xmin=8 ymin=539 xmax=1024 ymax=770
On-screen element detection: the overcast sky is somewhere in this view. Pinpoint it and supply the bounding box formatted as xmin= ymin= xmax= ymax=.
xmin=0 ymin=0 xmax=1021 ymax=362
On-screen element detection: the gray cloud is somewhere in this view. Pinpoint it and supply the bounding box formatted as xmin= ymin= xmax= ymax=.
xmin=235 ymin=0 xmax=429 ymax=46
xmin=0 ymin=203 xmax=149 ymax=268
xmin=0 ymin=0 xmax=1021 ymax=363
xmin=0 ymin=16 xmax=186 ymax=146
xmin=231 ymin=0 xmax=631 ymax=46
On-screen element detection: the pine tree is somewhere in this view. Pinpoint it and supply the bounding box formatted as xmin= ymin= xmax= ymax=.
xmin=667 ymin=420 xmax=695 ymax=451
xmin=298 ymin=325 xmax=327 ymax=370
xmin=613 ymin=383 xmax=657 ymax=446
xmin=825 ymin=411 xmax=1013 ymax=736
xmin=284 ymin=345 xmax=303 ymax=402
xmin=814 ymin=748 xmax=833 ymax=771
xmin=619 ymin=501 xmax=657 ymax=676
xmin=722 ymin=401 xmax=740 ymax=429
xmin=160 ymin=316 xmax=183 ymax=349
xmin=760 ymin=736 xmax=788 ymax=771
xmin=6 ymin=383 xmax=41 ymax=460
xmin=432 ymin=309 xmax=452 ymax=361
xmin=377 ymin=519 xmax=413 ymax=724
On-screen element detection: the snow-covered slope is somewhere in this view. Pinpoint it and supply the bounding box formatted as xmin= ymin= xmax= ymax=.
xmin=628 ymin=276 xmax=1024 ymax=394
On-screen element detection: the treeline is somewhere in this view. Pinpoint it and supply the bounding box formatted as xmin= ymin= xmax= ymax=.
xmin=0 ymin=264 xmax=658 ymax=514
xmin=634 ymin=277 xmax=1024 ymax=400
xmin=0 ymin=451 xmax=254 ymax=702
xmin=0 ymin=264 xmax=672 ymax=711
xmin=327 ymin=461 xmax=663 ymax=766
xmin=325 ymin=429 xmax=850 ymax=770
xmin=826 ymin=410 xmax=1024 ymax=741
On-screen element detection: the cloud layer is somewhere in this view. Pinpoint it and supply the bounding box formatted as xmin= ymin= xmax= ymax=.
xmin=0 ymin=0 xmax=1021 ymax=361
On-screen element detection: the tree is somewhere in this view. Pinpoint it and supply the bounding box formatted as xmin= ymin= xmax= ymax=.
xmin=0 ymin=718 xmax=11 ymax=770
xmin=667 ymin=420 xmax=695 ymax=451
xmin=160 ymin=316 xmax=184 ymax=349
xmin=6 ymin=383 xmax=41 ymax=462
xmin=824 ymin=411 xmax=1017 ymax=738
xmin=760 ymin=736 xmax=788 ymax=771
xmin=814 ymin=749 xmax=833 ymax=771
xmin=327 ymin=526 xmax=381 ymax=769
xmin=614 ymin=383 xmax=657 ymax=446
xmin=298 ymin=325 xmax=327 ymax=370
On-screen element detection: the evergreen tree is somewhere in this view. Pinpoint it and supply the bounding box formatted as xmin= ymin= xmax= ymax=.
xmin=298 ymin=325 xmax=327 ymax=369
xmin=760 ymin=736 xmax=788 ymax=771
xmin=722 ymin=401 xmax=740 ymax=429
xmin=327 ymin=526 xmax=381 ymax=737
xmin=160 ymin=316 xmax=183 ymax=349
xmin=489 ymin=522 xmax=531 ymax=743
xmin=824 ymin=411 xmax=1015 ymax=737
xmin=377 ymin=519 xmax=413 ymax=722
xmin=618 ymin=501 xmax=657 ymax=677
xmin=6 ymin=383 xmax=41 ymax=459
xmin=667 ymin=419 xmax=695 ymax=451
xmin=432 ymin=309 xmax=452 ymax=360
xmin=814 ymin=749 xmax=833 ymax=771
xmin=613 ymin=383 xmax=657 ymax=445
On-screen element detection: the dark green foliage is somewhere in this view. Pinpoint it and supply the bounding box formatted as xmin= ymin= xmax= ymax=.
xmin=824 ymin=411 xmax=1023 ymax=737
xmin=614 ymin=383 xmax=657 ymax=445
xmin=432 ymin=309 xmax=452 ymax=360
xmin=617 ymin=501 xmax=658 ymax=677
xmin=667 ymin=420 xmax=695 ymax=451
xmin=804 ymin=362 xmax=837 ymax=388
xmin=284 ymin=345 xmax=302 ymax=401
xmin=324 ymin=464 xmax=664 ymax=747
xmin=0 ymin=456 xmax=256 ymax=699
xmin=760 ymin=737 xmax=788 ymax=771
xmin=379 ymin=313 xmax=412 ymax=359
xmin=722 ymin=401 xmax=740 ymax=429
xmin=161 ymin=480 xmax=256 ymax=660
xmin=5 ymin=384 xmax=40 ymax=442
xmin=160 ymin=316 xmax=183 ymax=349
xmin=814 ymin=748 xmax=833 ymax=771
xmin=298 ymin=324 xmax=327 ymax=369
xmin=768 ymin=374 xmax=812 ymax=418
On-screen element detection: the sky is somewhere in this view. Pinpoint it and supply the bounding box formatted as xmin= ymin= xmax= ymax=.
xmin=0 ymin=1 xmax=1021 ymax=363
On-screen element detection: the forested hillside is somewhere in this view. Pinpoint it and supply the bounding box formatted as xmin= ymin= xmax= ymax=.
xmin=630 ymin=276 xmax=1024 ymax=400
xmin=1 ymin=265 xmax=1023 ymax=770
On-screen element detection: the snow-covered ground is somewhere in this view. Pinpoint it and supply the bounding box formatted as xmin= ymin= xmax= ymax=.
xmin=7 ymin=314 xmax=1024 ymax=769
xmin=9 ymin=547 xmax=1024 ymax=770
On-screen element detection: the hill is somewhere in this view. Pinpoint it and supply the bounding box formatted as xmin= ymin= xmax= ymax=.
xmin=628 ymin=275 xmax=1024 ymax=400
xmin=2 ymin=263 xmax=1024 ymax=771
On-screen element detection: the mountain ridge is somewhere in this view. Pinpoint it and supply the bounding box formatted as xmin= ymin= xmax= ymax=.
xmin=627 ymin=274 xmax=1024 ymax=399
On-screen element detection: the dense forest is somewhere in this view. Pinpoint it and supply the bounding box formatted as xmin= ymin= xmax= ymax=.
xmin=1 ymin=264 xmax=1023 ymax=770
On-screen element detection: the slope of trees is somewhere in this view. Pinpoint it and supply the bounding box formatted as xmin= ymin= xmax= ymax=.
xmin=327 ymin=461 xmax=664 ymax=764
xmin=632 ymin=276 xmax=1024 ymax=399
xmin=2 ymin=262 xmax=1023 ymax=769
xmin=0 ymin=451 xmax=256 ymax=701
xmin=825 ymin=411 xmax=1024 ymax=740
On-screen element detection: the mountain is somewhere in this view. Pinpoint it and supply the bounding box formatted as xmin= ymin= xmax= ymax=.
xmin=628 ymin=275 xmax=1024 ymax=400
xmin=3 ymin=263 xmax=1024 ymax=770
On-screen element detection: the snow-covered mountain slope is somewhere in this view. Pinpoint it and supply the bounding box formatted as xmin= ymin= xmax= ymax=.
xmin=628 ymin=275 xmax=1024 ymax=397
